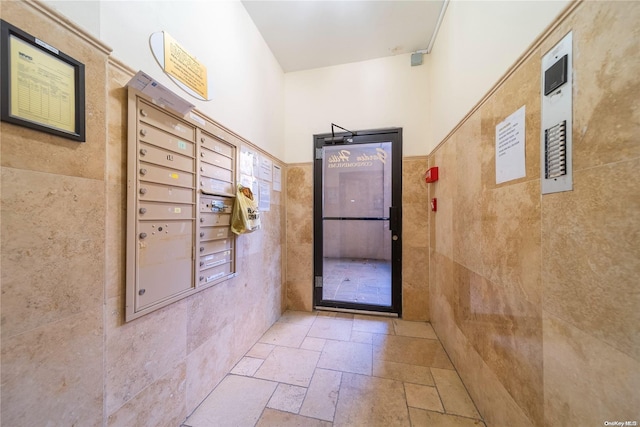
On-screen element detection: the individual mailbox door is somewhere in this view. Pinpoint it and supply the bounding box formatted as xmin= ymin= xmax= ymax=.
xmin=207 ymin=125 xmax=231 ymax=144
xmin=199 ymin=212 xmax=231 ymax=227
xmin=138 ymin=124 xmax=195 ymax=157
xmin=200 ymin=162 xmax=233 ymax=183
xmin=198 ymin=262 xmax=233 ymax=285
xmin=199 ymin=226 xmax=230 ymax=241
xmin=200 ymin=177 xmax=234 ymax=196
xmin=139 ymin=100 xmax=195 ymax=140
xmin=137 ymin=221 xmax=194 ymax=309
xmin=139 ymin=163 xmax=194 ymax=188
xmin=199 ymin=132 xmax=233 ymax=157
xmin=139 ymin=142 xmax=194 ymax=172
xmin=138 ymin=202 xmax=193 ymax=220
xmin=198 ymin=238 xmax=232 ymax=256
xmin=200 ymin=148 xmax=233 ymax=170
xmin=138 ymin=183 xmax=193 ymax=204
xmin=199 ymin=249 xmax=232 ymax=270
xmin=199 ymin=196 xmax=233 ymax=214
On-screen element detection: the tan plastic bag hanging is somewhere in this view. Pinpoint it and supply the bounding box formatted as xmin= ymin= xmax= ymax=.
xmin=231 ymin=185 xmax=261 ymax=234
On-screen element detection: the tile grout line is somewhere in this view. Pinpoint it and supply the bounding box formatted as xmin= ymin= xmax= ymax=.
xmin=401 ymin=381 xmax=410 ymax=423
xmin=301 ymin=322 xmax=339 ymax=425
xmin=330 ymin=371 xmax=344 ymax=426
xmin=429 ymin=371 xmax=447 ymax=415
xmin=430 ymin=363 xmax=486 ymax=423
xmin=252 ymin=380 xmax=281 ymax=427
xmin=368 ymin=326 xmax=374 ymax=376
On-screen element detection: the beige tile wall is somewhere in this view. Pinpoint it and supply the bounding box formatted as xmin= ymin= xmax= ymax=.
xmin=401 ymin=157 xmax=430 ymax=321
xmin=285 ymin=164 xmax=315 ymax=311
xmin=285 ymin=157 xmax=430 ymax=321
xmin=429 ymin=2 xmax=640 ymax=426
xmin=0 ymin=2 xmax=109 ymax=425
xmin=0 ymin=2 xmax=286 ymax=425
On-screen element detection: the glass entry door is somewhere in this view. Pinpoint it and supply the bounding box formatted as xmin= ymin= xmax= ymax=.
xmin=313 ymin=128 xmax=402 ymax=315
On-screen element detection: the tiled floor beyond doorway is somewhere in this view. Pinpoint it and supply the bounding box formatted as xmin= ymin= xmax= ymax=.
xmin=322 ymin=258 xmax=392 ymax=306
xmin=182 ymin=311 xmax=486 ymax=427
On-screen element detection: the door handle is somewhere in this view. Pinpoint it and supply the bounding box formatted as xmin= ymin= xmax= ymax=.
xmin=389 ymin=206 xmax=399 ymax=231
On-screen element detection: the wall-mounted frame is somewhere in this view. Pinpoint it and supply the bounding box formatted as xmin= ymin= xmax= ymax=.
xmin=0 ymin=19 xmax=85 ymax=142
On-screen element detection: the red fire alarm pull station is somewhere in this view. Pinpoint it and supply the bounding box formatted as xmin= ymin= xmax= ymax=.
xmin=425 ymin=167 xmax=439 ymax=183
xmin=431 ymin=198 xmax=437 ymax=212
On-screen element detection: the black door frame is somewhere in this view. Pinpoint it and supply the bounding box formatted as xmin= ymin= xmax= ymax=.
xmin=313 ymin=127 xmax=402 ymax=316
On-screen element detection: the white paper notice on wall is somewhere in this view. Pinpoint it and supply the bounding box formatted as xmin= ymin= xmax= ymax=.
xmin=259 ymin=156 xmax=273 ymax=182
xmin=240 ymin=174 xmax=258 ymax=197
xmin=259 ymin=181 xmax=271 ymax=212
xmin=496 ymin=105 xmax=526 ymax=184
xmin=273 ymin=165 xmax=282 ymax=192
xmin=240 ymin=147 xmax=256 ymax=176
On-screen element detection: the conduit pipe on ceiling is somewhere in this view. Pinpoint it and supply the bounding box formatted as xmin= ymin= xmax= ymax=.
xmin=426 ymin=0 xmax=450 ymax=54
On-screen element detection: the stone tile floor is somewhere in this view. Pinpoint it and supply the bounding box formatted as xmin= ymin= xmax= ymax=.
xmin=322 ymin=258 xmax=392 ymax=306
xmin=182 ymin=311 xmax=486 ymax=427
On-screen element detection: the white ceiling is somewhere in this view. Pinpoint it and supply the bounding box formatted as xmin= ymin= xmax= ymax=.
xmin=241 ymin=0 xmax=447 ymax=73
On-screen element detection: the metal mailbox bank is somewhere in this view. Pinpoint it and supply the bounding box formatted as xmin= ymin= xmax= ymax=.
xmin=126 ymin=87 xmax=237 ymax=321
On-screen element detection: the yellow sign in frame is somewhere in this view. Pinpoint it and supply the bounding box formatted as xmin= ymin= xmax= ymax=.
xmin=163 ymin=32 xmax=208 ymax=100
xmin=9 ymin=35 xmax=76 ymax=134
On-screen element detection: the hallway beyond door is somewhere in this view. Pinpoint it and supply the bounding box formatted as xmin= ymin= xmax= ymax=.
xmin=322 ymin=258 xmax=392 ymax=306
xmin=182 ymin=311 xmax=485 ymax=426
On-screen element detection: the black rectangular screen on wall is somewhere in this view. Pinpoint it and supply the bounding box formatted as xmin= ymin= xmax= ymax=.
xmin=544 ymin=54 xmax=568 ymax=96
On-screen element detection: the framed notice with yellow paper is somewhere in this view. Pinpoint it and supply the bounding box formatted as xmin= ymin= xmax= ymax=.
xmin=1 ymin=20 xmax=85 ymax=142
